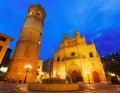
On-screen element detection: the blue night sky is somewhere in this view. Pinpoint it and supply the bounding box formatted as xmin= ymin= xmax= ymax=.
xmin=0 ymin=0 xmax=120 ymax=60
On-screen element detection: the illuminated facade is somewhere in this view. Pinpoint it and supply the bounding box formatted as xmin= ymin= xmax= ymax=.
xmin=53 ymin=31 xmax=107 ymax=83
xmin=6 ymin=4 xmax=46 ymax=83
xmin=0 ymin=33 xmax=13 ymax=64
xmin=36 ymin=60 xmax=43 ymax=82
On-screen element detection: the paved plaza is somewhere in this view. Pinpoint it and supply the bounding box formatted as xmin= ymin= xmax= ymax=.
xmin=0 ymin=82 xmax=120 ymax=93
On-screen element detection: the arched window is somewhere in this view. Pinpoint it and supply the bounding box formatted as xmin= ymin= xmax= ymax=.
xmin=89 ymin=52 xmax=94 ymax=58
xmin=29 ymin=11 xmax=34 ymax=16
xmin=57 ymin=57 xmax=60 ymax=61
xmin=37 ymin=11 xmax=41 ymax=17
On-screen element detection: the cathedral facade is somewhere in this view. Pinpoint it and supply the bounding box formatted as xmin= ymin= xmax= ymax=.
xmin=53 ymin=31 xmax=107 ymax=83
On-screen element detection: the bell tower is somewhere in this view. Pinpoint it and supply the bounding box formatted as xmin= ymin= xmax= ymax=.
xmin=6 ymin=4 xmax=46 ymax=83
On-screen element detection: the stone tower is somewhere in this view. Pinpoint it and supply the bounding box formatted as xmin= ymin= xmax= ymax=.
xmin=6 ymin=4 xmax=46 ymax=83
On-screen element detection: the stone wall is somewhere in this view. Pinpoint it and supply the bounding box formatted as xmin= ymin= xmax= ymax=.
xmin=28 ymin=83 xmax=79 ymax=91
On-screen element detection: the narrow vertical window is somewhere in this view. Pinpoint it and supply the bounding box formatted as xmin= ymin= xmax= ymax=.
xmin=57 ymin=57 xmax=60 ymax=62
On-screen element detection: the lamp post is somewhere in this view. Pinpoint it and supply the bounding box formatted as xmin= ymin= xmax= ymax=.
xmin=86 ymin=71 xmax=90 ymax=84
xmin=24 ymin=65 xmax=32 ymax=83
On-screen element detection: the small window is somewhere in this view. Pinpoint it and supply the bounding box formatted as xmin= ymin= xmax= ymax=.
xmin=40 ymin=33 xmax=42 ymax=36
xmin=37 ymin=11 xmax=41 ymax=17
xmin=89 ymin=52 xmax=94 ymax=58
xmin=0 ymin=36 xmax=6 ymax=42
xmin=57 ymin=57 xmax=60 ymax=61
xmin=29 ymin=11 xmax=34 ymax=16
xmin=71 ymin=52 xmax=75 ymax=56
xmin=0 ymin=45 xmax=3 ymax=52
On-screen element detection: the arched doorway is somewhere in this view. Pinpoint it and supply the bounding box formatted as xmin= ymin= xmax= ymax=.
xmin=93 ymin=71 xmax=100 ymax=82
xmin=71 ymin=71 xmax=78 ymax=83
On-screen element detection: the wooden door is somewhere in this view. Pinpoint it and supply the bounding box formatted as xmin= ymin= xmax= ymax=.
xmin=93 ymin=71 xmax=100 ymax=82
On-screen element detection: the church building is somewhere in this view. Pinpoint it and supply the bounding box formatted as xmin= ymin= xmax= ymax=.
xmin=53 ymin=31 xmax=107 ymax=83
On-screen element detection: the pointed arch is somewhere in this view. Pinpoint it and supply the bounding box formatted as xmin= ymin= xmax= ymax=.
xmin=67 ymin=63 xmax=83 ymax=83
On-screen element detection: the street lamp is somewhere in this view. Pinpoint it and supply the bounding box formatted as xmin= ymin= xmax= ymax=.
xmin=24 ymin=65 xmax=32 ymax=83
xmin=86 ymin=71 xmax=90 ymax=84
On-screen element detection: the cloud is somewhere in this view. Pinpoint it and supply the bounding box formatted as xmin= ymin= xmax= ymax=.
xmin=95 ymin=27 xmax=120 ymax=56
xmin=100 ymin=0 xmax=120 ymax=13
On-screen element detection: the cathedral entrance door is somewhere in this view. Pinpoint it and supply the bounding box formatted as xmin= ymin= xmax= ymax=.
xmin=71 ymin=71 xmax=78 ymax=83
xmin=93 ymin=71 xmax=100 ymax=82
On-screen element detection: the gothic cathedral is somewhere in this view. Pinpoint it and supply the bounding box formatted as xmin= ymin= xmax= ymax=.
xmin=53 ymin=31 xmax=107 ymax=83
